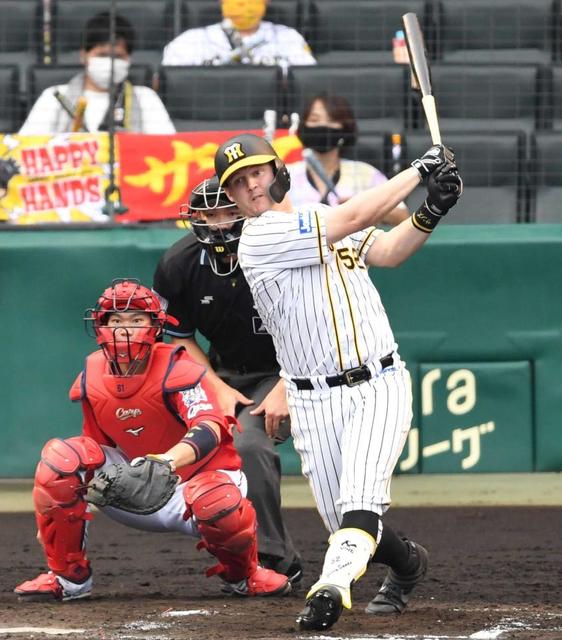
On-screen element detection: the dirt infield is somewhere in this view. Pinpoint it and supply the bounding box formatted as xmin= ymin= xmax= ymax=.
xmin=2 ymin=506 xmax=561 ymax=639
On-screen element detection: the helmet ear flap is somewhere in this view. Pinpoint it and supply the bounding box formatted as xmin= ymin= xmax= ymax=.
xmin=268 ymin=160 xmax=291 ymax=204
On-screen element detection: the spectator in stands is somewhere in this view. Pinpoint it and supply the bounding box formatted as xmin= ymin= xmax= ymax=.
xmin=288 ymin=94 xmax=409 ymax=226
xmin=20 ymin=12 xmax=175 ymax=135
xmin=162 ymin=0 xmax=316 ymax=67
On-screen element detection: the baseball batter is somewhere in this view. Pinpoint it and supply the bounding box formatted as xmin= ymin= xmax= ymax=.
xmin=213 ymin=133 xmax=462 ymax=630
xmin=14 ymin=279 xmax=289 ymax=602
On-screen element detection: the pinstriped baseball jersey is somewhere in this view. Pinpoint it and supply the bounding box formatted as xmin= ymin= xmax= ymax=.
xmin=238 ymin=203 xmax=412 ymax=530
xmin=238 ymin=205 xmax=398 ymax=378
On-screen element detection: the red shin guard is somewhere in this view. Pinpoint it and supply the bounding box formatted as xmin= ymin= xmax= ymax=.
xmin=33 ymin=437 xmax=105 ymax=581
xmin=184 ymin=471 xmax=258 ymax=582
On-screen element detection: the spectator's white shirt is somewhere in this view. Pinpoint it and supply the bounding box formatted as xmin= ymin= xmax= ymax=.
xmin=162 ymin=21 xmax=316 ymax=67
xmin=20 ymin=85 xmax=176 ymax=134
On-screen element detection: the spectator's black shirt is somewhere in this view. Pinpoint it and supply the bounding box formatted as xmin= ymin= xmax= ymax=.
xmin=153 ymin=233 xmax=278 ymax=373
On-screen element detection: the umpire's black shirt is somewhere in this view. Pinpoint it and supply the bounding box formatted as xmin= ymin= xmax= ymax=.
xmin=153 ymin=233 xmax=279 ymax=374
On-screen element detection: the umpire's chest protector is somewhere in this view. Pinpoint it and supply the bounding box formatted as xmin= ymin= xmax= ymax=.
xmin=70 ymin=344 xmax=202 ymax=460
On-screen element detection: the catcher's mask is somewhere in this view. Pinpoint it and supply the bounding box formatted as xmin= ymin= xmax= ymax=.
xmin=180 ymin=176 xmax=244 ymax=277
xmin=214 ymin=133 xmax=290 ymax=204
xmin=84 ymin=278 xmax=178 ymax=376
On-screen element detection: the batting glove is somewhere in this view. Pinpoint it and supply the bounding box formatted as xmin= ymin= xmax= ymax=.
xmin=411 ymin=144 xmax=455 ymax=181
xmin=412 ymin=166 xmax=463 ymax=233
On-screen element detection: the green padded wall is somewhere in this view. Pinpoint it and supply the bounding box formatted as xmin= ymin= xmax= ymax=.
xmin=1 ymin=224 xmax=561 ymax=477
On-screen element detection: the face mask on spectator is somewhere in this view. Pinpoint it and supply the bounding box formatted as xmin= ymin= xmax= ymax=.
xmin=298 ymin=125 xmax=347 ymax=154
xmin=222 ymin=0 xmax=266 ymax=31
xmin=87 ymin=57 xmax=130 ymax=90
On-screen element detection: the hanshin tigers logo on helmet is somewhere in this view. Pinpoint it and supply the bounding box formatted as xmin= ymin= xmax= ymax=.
xmin=223 ymin=143 xmax=245 ymax=164
xmin=214 ymin=133 xmax=291 ymax=203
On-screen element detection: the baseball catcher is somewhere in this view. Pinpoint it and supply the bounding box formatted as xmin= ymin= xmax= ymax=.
xmin=14 ymin=278 xmax=290 ymax=602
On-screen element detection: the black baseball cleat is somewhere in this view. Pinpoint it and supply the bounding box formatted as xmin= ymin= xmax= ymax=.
xmin=296 ymin=585 xmax=343 ymax=631
xmin=365 ymin=540 xmax=429 ymax=615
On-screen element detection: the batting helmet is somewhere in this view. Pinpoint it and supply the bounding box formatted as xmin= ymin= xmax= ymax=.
xmin=85 ymin=278 xmax=178 ymax=376
xmin=181 ymin=176 xmax=244 ymax=277
xmin=214 ymin=133 xmax=290 ymax=203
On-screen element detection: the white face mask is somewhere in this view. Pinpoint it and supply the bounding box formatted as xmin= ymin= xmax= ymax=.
xmin=87 ymin=56 xmax=130 ymax=90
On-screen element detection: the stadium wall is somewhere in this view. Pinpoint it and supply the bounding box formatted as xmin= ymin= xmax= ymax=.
xmin=2 ymin=224 xmax=561 ymax=477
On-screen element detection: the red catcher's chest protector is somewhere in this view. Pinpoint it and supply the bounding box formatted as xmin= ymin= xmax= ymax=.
xmin=71 ymin=343 xmax=205 ymax=461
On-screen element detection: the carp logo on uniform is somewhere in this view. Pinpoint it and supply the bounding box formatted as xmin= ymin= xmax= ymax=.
xmin=116 ymin=408 xmax=143 ymax=420
xmin=224 ymin=143 xmax=245 ymax=164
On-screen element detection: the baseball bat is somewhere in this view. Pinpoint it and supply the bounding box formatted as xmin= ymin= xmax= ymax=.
xmin=402 ymin=12 xmax=441 ymax=145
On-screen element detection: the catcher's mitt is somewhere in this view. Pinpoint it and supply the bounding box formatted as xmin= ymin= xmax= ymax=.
xmin=86 ymin=456 xmax=178 ymax=515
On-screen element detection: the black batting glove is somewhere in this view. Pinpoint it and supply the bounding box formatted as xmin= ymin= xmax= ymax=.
xmin=427 ymin=164 xmax=463 ymax=213
xmin=412 ymin=166 xmax=463 ymax=233
xmin=411 ymin=144 xmax=455 ymax=182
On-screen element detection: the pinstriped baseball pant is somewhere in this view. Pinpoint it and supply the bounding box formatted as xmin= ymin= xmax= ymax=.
xmin=287 ymin=365 xmax=412 ymax=534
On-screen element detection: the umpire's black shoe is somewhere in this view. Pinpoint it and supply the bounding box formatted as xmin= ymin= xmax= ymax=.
xmin=365 ymin=541 xmax=429 ymax=615
xmin=296 ymin=585 xmax=343 ymax=631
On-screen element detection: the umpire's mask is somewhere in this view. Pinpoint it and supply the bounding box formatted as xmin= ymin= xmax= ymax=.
xmin=180 ymin=176 xmax=245 ymax=277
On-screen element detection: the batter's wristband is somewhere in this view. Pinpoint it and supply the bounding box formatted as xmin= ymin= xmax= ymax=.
xmin=411 ymin=201 xmax=444 ymax=233
xmin=181 ymin=423 xmax=219 ymax=461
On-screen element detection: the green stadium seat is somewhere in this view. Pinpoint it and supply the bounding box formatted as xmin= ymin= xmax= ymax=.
xmin=158 ymin=65 xmax=283 ymax=132
xmin=529 ymin=132 xmax=562 ymax=223
xmin=0 ymin=0 xmax=44 ymax=93
xmin=0 ymin=66 xmax=22 ymax=132
xmin=50 ymin=0 xmax=178 ymax=70
xmin=424 ymin=64 xmax=547 ymax=134
xmin=27 ymin=64 xmax=154 ymax=111
xmin=341 ymin=133 xmax=388 ymax=175
xmin=402 ymin=130 xmax=527 ymax=223
xmin=287 ymin=64 xmax=412 ymax=134
xmin=435 ymin=0 xmax=557 ymax=64
xmin=308 ymin=0 xmax=433 ymax=66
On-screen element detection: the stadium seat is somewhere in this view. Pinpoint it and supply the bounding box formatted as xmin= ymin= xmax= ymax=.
xmin=287 ymin=65 xmax=412 ymax=134
xmin=424 ymin=65 xmax=546 ymax=134
xmin=529 ymin=132 xmax=562 ymax=223
xmin=402 ymin=131 xmax=527 ymax=223
xmin=544 ymin=65 xmax=562 ymax=130
xmin=158 ymin=65 xmax=283 ymax=132
xmin=0 ymin=66 xmax=22 ymax=133
xmin=307 ymin=0 xmax=432 ymax=65
xmin=435 ymin=0 xmax=557 ymax=64
xmin=180 ymin=0 xmax=307 ymax=32
xmin=50 ymin=0 xmax=178 ymax=70
xmin=341 ymin=133 xmax=388 ymax=176
xmin=27 ymin=64 xmax=154 ymax=110
xmin=0 ymin=0 xmax=44 ymax=92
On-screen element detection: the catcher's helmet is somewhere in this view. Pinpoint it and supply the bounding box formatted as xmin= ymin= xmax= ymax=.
xmin=214 ymin=133 xmax=290 ymax=203
xmin=180 ymin=176 xmax=244 ymax=277
xmin=85 ymin=278 xmax=178 ymax=376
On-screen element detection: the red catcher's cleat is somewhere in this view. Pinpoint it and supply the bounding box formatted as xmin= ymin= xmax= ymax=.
xmin=222 ymin=566 xmax=291 ymax=597
xmin=14 ymin=571 xmax=92 ymax=602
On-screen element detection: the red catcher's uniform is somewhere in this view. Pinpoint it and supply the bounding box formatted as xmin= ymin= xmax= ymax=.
xmin=69 ymin=342 xmax=241 ymax=481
